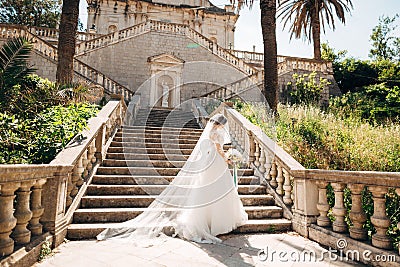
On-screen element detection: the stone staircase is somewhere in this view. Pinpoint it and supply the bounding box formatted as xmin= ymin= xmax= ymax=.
xmin=67 ymin=109 xmax=291 ymax=239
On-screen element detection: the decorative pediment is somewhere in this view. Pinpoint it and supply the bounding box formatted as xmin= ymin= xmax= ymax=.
xmin=147 ymin=53 xmax=184 ymax=66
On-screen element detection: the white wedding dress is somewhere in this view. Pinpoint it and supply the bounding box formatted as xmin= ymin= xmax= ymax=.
xmin=97 ymin=114 xmax=248 ymax=244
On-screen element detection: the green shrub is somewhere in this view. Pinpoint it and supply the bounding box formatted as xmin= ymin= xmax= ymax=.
xmin=0 ymin=103 xmax=99 ymax=164
xmin=287 ymin=72 xmax=330 ymax=106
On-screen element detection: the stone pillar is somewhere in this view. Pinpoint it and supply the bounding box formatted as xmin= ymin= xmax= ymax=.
xmin=370 ymin=186 xmax=392 ymax=249
xmin=0 ymin=183 xmax=20 ymax=256
xmin=331 ymin=183 xmax=347 ymax=233
xmin=12 ymin=181 xmax=35 ymax=244
xmin=29 ymin=179 xmax=47 ymax=236
xmin=316 ymin=181 xmax=330 ymax=227
xmin=348 ymin=184 xmax=367 ymax=240
xmin=292 ymin=177 xmax=319 ymax=237
xmin=41 ymin=170 xmax=70 ymax=246
xmin=283 ymin=169 xmax=293 ymax=205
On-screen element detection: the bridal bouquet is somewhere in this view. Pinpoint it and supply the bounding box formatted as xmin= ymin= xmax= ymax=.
xmin=225 ymin=148 xmax=242 ymax=188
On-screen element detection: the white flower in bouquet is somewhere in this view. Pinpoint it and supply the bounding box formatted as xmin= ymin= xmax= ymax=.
xmin=226 ymin=148 xmax=242 ymax=166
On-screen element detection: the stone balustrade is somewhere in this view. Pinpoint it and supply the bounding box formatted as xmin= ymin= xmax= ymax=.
xmin=0 ymin=98 xmax=125 ymax=261
xmin=76 ymin=20 xmax=258 ymax=76
xmin=210 ymin=102 xmax=400 ymax=264
xmin=278 ymin=56 xmax=333 ymax=74
xmin=73 ymin=60 xmax=134 ymax=102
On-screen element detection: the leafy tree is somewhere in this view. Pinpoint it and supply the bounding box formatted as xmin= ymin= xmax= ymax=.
xmin=287 ymin=72 xmax=330 ymax=105
xmin=369 ymin=15 xmax=400 ymax=62
xmin=56 ymin=0 xmax=80 ymax=84
xmin=278 ymin=0 xmax=353 ymax=60
xmin=231 ymin=0 xmax=279 ymax=113
xmin=0 ymin=0 xmax=61 ymax=28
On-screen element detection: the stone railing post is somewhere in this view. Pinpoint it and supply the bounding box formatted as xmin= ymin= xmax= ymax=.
xmin=0 ymin=182 xmax=20 ymax=256
xmin=369 ymin=186 xmax=392 ymax=249
xmin=291 ymin=173 xmax=319 ymax=237
xmin=331 ymin=183 xmax=347 ymax=233
xmin=348 ymin=183 xmax=367 ymax=240
xmin=41 ymin=169 xmax=71 ymax=247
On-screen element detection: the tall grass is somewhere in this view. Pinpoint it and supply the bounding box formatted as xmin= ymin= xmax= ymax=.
xmin=235 ymin=102 xmax=400 ymax=172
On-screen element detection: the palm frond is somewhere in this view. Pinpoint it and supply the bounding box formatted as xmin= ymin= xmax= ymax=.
xmin=0 ymin=37 xmax=35 ymax=88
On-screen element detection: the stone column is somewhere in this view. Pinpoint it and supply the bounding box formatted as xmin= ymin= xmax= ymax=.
xmin=348 ymin=184 xmax=367 ymax=240
xmin=29 ymin=179 xmax=47 ymax=236
xmin=12 ymin=181 xmax=35 ymax=244
xmin=369 ymin=186 xmax=392 ymax=249
xmin=332 ymin=183 xmax=347 ymax=233
xmin=316 ymin=181 xmax=330 ymax=227
xmin=0 ymin=182 xmax=20 ymax=256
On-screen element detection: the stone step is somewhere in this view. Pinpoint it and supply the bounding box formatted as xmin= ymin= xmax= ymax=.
xmin=96 ymin=167 xmax=254 ymax=176
xmin=86 ymin=184 xmax=265 ymax=195
xmin=91 ymin=175 xmax=260 ymax=185
xmin=102 ymin=159 xmax=186 ymax=168
xmin=121 ymin=125 xmax=203 ymax=133
xmin=132 ymin=123 xmax=201 ymax=129
xmin=112 ymin=136 xmax=199 ymax=144
xmin=73 ymin=206 xmax=283 ymax=223
xmin=115 ymin=132 xmax=202 ymax=139
xmin=109 ymin=141 xmax=196 ymax=149
xmin=81 ymin=194 xmax=275 ymax=208
xmin=67 ymin=219 xmax=292 ymax=240
xmin=105 ymin=153 xmax=189 ymax=161
xmin=106 ymin=147 xmax=194 ymax=155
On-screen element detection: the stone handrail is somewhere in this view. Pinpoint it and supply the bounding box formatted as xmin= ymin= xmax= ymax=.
xmin=73 ymin=60 xmax=134 ymax=101
xmin=0 ymin=24 xmax=102 ymax=43
xmin=191 ymin=98 xmax=209 ymax=128
xmin=0 ymin=98 xmax=125 ymax=261
xmin=76 ymin=20 xmax=258 ymax=75
xmin=278 ymin=56 xmax=333 ymax=75
xmin=214 ymin=103 xmax=400 ymax=263
xmin=0 ymin=24 xmax=134 ymax=102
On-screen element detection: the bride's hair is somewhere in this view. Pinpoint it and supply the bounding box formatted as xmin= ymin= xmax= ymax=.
xmin=209 ymin=114 xmax=227 ymax=126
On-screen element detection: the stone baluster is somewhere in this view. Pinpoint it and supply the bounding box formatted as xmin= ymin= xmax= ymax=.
xmin=86 ymin=140 xmax=96 ymax=173
xmin=264 ymin=153 xmax=272 ymax=182
xmin=65 ymin=174 xmax=74 ymax=208
xmin=276 ymin=164 xmax=284 ymax=195
xmin=11 ymin=181 xmax=35 ymax=244
xmin=348 ymin=184 xmax=367 ymax=240
xmin=81 ymin=151 xmax=89 ymax=178
xmin=0 ymin=182 xmax=20 ymax=256
xmin=258 ymin=146 xmax=266 ymax=174
xmin=269 ymin=161 xmax=277 ymax=188
xmin=316 ymin=181 xmax=330 ymax=227
xmin=29 ymin=179 xmax=46 ymax=236
xmin=76 ymin=155 xmax=85 ymax=188
xmin=253 ymin=141 xmax=260 ymax=169
xmin=282 ymin=169 xmax=293 ymax=205
xmin=369 ymin=186 xmax=392 ymax=249
xmin=331 ymin=183 xmax=347 ymax=233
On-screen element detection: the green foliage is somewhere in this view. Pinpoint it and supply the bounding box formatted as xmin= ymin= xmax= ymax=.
xmin=330 ymin=83 xmax=400 ymax=124
xmin=287 ymin=72 xmax=330 ymax=106
xmin=0 ymin=0 xmax=61 ymax=28
xmin=369 ymin=15 xmax=400 ymax=62
xmin=0 ymin=37 xmax=35 ymax=91
xmin=0 ymin=103 xmax=99 ymax=164
xmin=38 ymin=240 xmax=52 ymax=262
xmin=321 ymin=42 xmax=347 ymax=63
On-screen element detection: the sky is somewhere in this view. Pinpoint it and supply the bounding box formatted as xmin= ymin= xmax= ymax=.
xmin=79 ymin=0 xmax=400 ymax=59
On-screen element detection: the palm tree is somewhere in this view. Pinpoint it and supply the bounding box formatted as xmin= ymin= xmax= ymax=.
xmin=231 ymin=0 xmax=279 ymax=113
xmin=278 ymin=0 xmax=353 ymax=60
xmin=56 ymin=0 xmax=80 ymax=84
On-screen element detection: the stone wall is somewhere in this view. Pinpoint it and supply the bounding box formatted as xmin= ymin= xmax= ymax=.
xmin=76 ymin=31 xmax=249 ymax=107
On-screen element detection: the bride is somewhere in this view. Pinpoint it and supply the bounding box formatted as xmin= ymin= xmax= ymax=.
xmin=97 ymin=113 xmax=248 ymax=244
